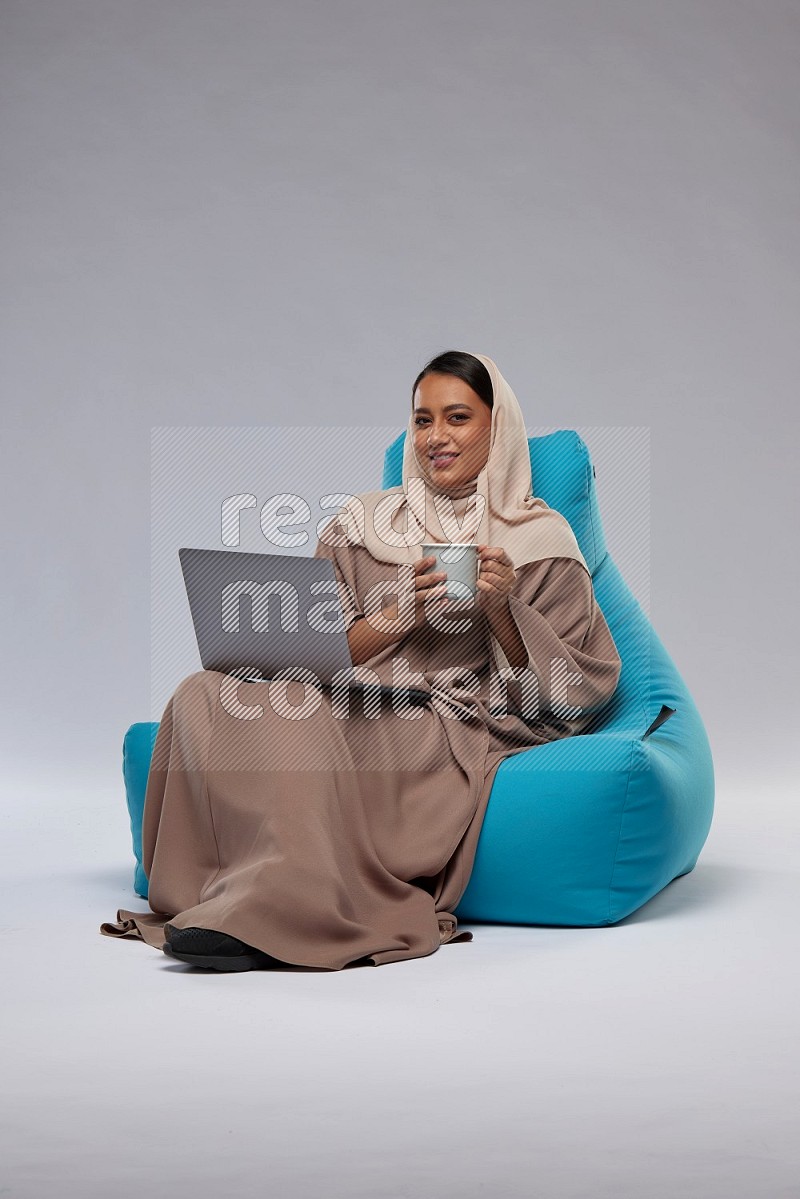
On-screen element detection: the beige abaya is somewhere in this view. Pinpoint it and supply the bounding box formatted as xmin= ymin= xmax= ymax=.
xmin=100 ymin=532 xmax=622 ymax=969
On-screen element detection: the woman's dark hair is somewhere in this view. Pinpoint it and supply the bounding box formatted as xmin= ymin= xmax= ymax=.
xmin=411 ymin=351 xmax=494 ymax=410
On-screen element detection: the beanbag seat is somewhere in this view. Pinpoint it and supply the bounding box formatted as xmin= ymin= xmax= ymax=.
xmin=121 ymin=430 xmax=714 ymax=926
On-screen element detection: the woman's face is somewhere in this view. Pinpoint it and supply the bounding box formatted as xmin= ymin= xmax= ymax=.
xmin=412 ymin=373 xmax=493 ymax=489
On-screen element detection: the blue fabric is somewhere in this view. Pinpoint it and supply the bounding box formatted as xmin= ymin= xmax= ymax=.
xmin=123 ymin=429 xmax=714 ymax=924
xmin=122 ymin=720 xmax=159 ymax=900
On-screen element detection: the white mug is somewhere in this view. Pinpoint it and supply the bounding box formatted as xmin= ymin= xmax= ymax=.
xmin=422 ymin=543 xmax=479 ymax=600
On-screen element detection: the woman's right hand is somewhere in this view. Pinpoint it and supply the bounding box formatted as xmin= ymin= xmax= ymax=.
xmin=383 ymin=556 xmax=448 ymax=631
xmin=348 ymin=558 xmax=448 ymax=665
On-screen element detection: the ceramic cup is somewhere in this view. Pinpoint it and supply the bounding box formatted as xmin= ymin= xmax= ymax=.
xmin=422 ymin=543 xmax=479 ymax=600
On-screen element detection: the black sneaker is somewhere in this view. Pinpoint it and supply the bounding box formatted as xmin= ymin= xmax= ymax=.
xmin=162 ymin=924 xmax=275 ymax=972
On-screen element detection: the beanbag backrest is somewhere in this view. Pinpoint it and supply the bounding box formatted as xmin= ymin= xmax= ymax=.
xmin=122 ymin=429 xmax=714 ymax=924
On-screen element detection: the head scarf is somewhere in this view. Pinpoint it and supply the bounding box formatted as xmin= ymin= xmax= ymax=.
xmin=331 ymin=352 xmax=589 ymax=576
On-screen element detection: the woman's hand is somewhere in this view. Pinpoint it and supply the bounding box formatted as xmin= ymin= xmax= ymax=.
xmin=349 ymin=558 xmax=447 ymax=665
xmin=382 ymin=556 xmax=449 ymax=631
xmin=475 ymin=544 xmax=517 ymax=610
xmin=474 ymin=545 xmax=527 ymax=667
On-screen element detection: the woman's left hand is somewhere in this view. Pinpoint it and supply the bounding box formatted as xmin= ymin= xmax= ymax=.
xmin=475 ymin=544 xmax=516 ymax=609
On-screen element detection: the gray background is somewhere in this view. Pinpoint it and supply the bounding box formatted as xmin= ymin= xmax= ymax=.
xmin=2 ymin=4 xmax=798 ymax=1197
xmin=3 ymin=0 xmax=797 ymax=782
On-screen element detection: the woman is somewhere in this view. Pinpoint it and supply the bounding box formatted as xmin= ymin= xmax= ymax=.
xmin=100 ymin=351 xmax=622 ymax=972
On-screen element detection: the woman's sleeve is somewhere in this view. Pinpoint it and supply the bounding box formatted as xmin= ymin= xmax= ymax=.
xmin=312 ymin=516 xmax=365 ymax=632
xmin=490 ymin=556 xmax=622 ymax=723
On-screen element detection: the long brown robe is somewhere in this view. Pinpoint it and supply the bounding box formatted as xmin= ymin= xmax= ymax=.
xmin=100 ymin=536 xmax=621 ymax=969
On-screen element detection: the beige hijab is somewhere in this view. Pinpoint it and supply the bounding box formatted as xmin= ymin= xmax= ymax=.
xmin=332 ymin=352 xmax=588 ymax=575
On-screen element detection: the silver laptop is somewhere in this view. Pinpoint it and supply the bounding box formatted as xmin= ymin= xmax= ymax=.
xmin=178 ymin=547 xmax=430 ymax=707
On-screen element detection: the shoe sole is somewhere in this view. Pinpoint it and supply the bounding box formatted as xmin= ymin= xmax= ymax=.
xmin=162 ymin=941 xmax=265 ymax=972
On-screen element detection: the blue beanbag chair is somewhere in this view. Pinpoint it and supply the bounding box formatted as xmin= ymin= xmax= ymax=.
xmin=122 ymin=430 xmax=714 ymax=926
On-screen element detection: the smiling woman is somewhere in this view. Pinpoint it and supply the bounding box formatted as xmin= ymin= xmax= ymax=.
xmin=411 ymin=351 xmax=494 ymax=487
xmin=101 ymin=350 xmax=622 ymax=972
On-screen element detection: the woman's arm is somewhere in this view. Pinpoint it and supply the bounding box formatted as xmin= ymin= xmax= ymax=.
xmin=492 ymin=556 xmax=622 ymax=721
xmin=347 ymin=606 xmax=406 ymax=666
xmin=347 ymin=560 xmax=450 ymax=665
xmin=313 ymin=520 xmax=446 ymax=668
xmin=479 ymin=553 xmax=623 ymax=728
xmin=481 ymin=598 xmax=528 ymax=668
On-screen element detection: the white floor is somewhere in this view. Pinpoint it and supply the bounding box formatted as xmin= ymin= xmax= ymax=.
xmin=1 ymin=766 xmax=797 ymax=1199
